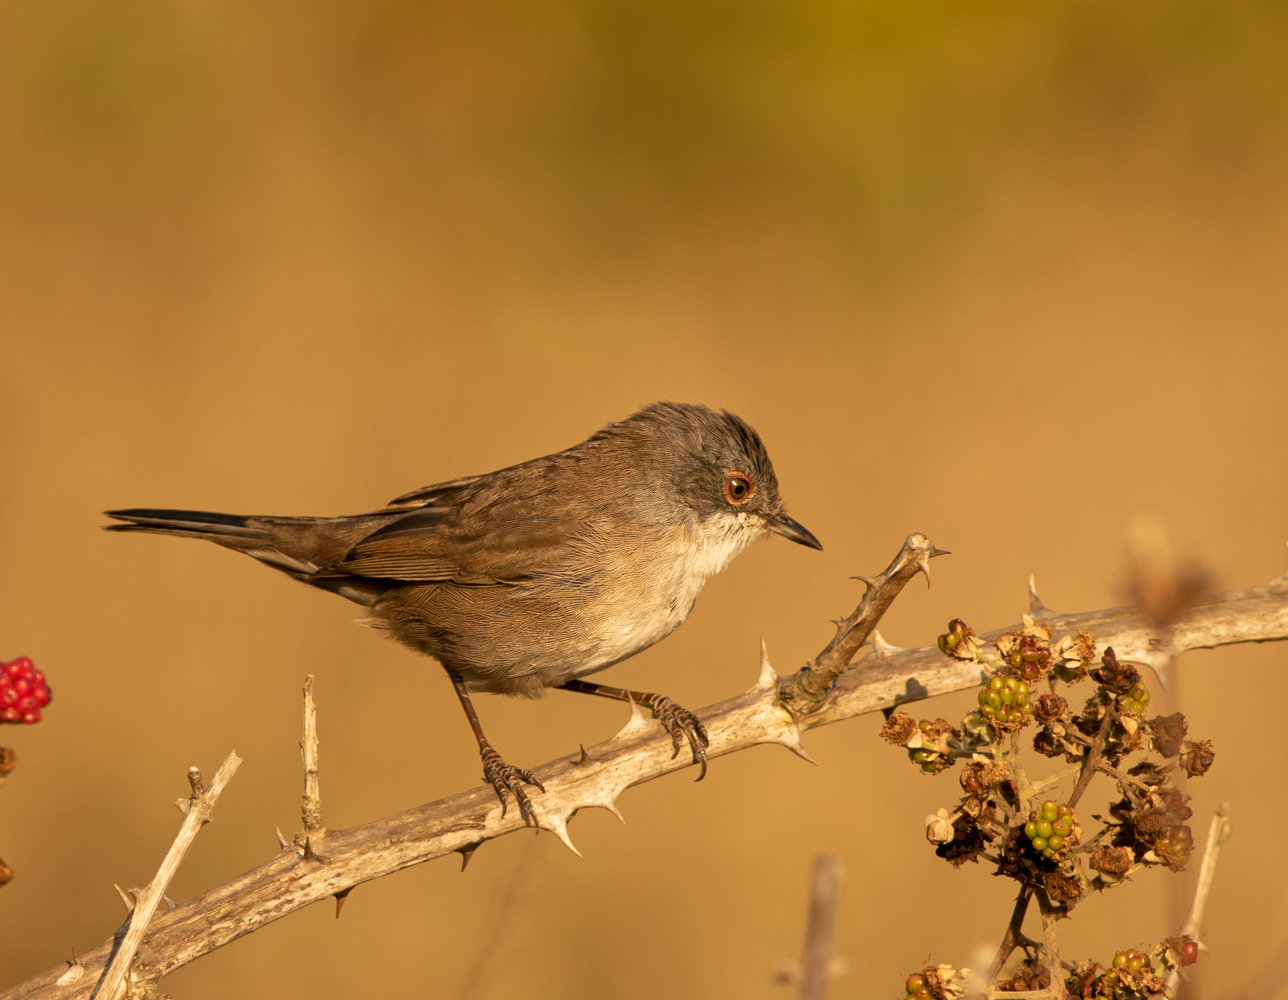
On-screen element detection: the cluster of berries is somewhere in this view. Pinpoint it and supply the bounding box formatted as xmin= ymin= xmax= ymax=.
xmin=977 ymin=675 xmax=1034 ymax=725
xmin=1024 ymin=800 xmax=1075 ymax=858
xmin=0 ymin=658 xmax=51 ymax=725
xmin=902 ymin=972 xmax=932 ymax=1000
xmin=936 ymin=618 xmax=971 ymax=656
xmin=1003 ymin=634 xmax=1048 ymax=681
xmin=1103 ymin=948 xmax=1152 ymax=986
xmin=1121 ymin=682 xmax=1151 ymax=717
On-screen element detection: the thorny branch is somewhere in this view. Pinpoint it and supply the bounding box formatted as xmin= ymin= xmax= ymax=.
xmin=779 ymin=536 xmax=948 ymax=716
xmin=4 ymin=534 xmax=1286 ymax=1000
xmin=91 ymin=753 xmax=242 ymax=1000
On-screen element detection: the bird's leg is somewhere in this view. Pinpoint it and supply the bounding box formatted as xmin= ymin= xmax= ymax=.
xmin=558 ymin=679 xmax=710 ymax=780
xmin=447 ymin=670 xmax=545 ymax=823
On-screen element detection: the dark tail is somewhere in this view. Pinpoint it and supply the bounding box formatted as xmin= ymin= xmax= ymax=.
xmin=104 ymin=508 xmax=265 ymax=542
xmin=103 ymin=507 xmax=393 ymax=605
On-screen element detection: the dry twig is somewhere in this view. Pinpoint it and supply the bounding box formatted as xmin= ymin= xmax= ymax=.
xmin=1164 ymin=803 xmax=1233 ymax=995
xmin=796 ymin=855 xmax=845 ymax=1000
xmin=93 ymin=753 xmax=242 ymax=1000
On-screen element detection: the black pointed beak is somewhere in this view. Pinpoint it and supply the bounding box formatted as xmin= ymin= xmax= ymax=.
xmin=761 ymin=511 xmax=823 ymax=551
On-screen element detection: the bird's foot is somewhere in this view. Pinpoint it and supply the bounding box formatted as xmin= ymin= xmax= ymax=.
xmin=636 ymin=693 xmax=710 ymax=780
xmin=480 ymin=745 xmax=545 ymax=824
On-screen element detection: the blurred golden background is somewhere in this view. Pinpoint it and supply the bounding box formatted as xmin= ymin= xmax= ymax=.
xmin=2 ymin=1 xmax=1286 ymax=997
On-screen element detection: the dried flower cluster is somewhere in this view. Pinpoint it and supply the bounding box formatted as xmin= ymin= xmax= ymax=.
xmin=882 ymin=617 xmax=1214 ymax=998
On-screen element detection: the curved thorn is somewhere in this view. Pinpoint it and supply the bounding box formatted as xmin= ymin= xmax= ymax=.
xmin=1028 ymin=573 xmax=1057 ymax=615
xmin=871 ymin=629 xmax=905 ymax=658
xmin=611 ymin=697 xmax=652 ymax=741
xmin=851 ymin=574 xmax=878 ymax=594
xmin=543 ymin=816 xmax=582 ymax=857
xmin=781 ymin=732 xmax=819 ymax=765
xmin=113 ymin=884 xmax=137 ymax=915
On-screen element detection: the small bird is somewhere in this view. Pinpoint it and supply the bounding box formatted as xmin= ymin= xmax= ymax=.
xmin=105 ymin=402 xmax=821 ymax=818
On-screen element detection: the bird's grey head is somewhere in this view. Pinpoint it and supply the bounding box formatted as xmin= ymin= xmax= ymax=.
xmin=590 ymin=402 xmax=822 ymax=559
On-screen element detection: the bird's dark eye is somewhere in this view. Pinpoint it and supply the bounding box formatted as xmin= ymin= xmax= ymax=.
xmin=723 ymin=472 xmax=756 ymax=506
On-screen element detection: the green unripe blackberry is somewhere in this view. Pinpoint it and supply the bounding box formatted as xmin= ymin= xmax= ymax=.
xmin=938 ymin=619 xmax=972 ymax=657
xmin=1155 ymin=825 xmax=1195 ymax=867
xmin=1024 ymin=801 xmax=1075 ymax=858
xmin=977 ymin=676 xmax=1034 ymax=725
xmin=1122 ymin=682 xmax=1151 ymax=716
xmin=1107 ymin=948 xmax=1150 ymax=978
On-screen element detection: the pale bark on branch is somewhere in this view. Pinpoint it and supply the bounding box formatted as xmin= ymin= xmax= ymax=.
xmin=5 ymin=536 xmax=1286 ymax=1000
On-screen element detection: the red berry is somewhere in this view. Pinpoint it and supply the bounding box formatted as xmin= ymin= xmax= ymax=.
xmin=0 ymin=658 xmax=50 ymax=723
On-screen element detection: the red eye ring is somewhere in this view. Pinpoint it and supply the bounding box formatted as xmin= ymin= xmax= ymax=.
xmin=723 ymin=472 xmax=756 ymax=506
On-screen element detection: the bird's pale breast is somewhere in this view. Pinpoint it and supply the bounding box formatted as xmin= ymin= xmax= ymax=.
xmin=370 ymin=513 xmax=764 ymax=696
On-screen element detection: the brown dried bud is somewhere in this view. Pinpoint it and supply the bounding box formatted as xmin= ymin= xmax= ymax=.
xmin=1182 ymin=739 xmax=1216 ymax=778
xmin=1091 ymin=647 xmax=1140 ymax=694
xmin=1067 ymin=962 xmax=1103 ymax=998
xmin=1150 ymin=713 xmax=1188 ymax=758
xmin=998 ymin=960 xmax=1048 ymax=992
xmin=1032 ymin=728 xmax=1065 ymax=759
xmin=1134 ymin=809 xmax=1170 ymax=839
xmin=879 ymin=710 xmax=918 ymax=746
xmin=1090 ymin=845 xmax=1134 ymax=878
xmin=1034 ymin=693 xmax=1067 ymax=724
xmin=0 ymin=857 xmax=12 ymax=887
xmin=1044 ymin=870 xmax=1085 ymax=907
xmin=960 ymin=759 xmax=1010 ymax=795
xmin=1066 ymin=629 xmax=1096 ymax=675
xmin=0 ymin=747 xmax=14 ymax=780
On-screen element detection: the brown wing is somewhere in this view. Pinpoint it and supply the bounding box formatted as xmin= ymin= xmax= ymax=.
xmin=321 ymin=463 xmax=591 ymax=586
